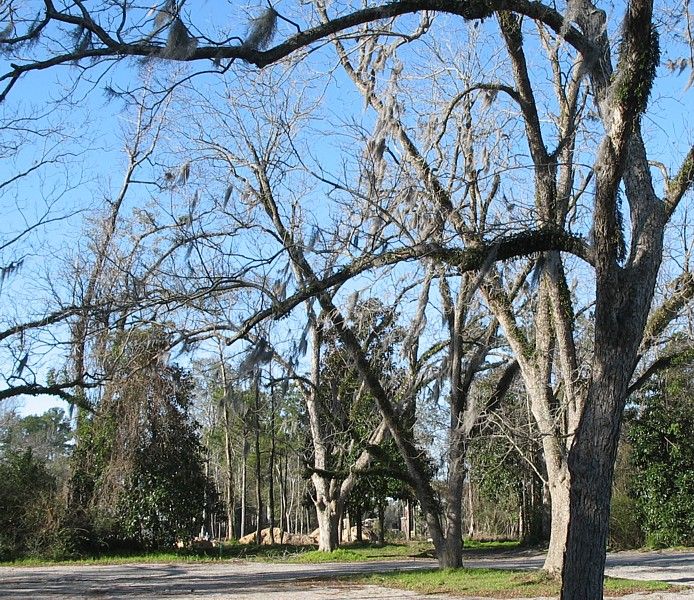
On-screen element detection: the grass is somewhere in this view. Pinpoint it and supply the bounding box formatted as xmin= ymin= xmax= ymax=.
xmin=356 ymin=568 xmax=677 ymax=598
xmin=284 ymin=541 xmax=433 ymax=563
xmin=287 ymin=539 xmax=520 ymax=563
xmin=0 ymin=541 xmax=442 ymax=567
xmin=289 ymin=548 xmax=366 ymax=563
xmin=1 ymin=549 xmax=232 ymax=567
xmin=464 ymin=539 xmax=521 ymax=552
xmin=0 ymin=539 xmax=536 ymax=568
xmin=0 ymin=544 xmax=317 ymax=567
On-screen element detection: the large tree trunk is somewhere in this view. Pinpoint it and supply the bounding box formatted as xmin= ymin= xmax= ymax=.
xmin=438 ymin=537 xmax=463 ymax=569
xmin=439 ymin=442 xmax=465 ymax=568
xmin=561 ymin=133 xmax=665 ymax=597
xmin=314 ymin=493 xmax=342 ymax=552
xmin=560 ymin=372 xmax=628 ymax=598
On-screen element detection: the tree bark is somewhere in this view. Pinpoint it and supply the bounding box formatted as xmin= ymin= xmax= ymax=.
xmin=377 ymin=502 xmax=385 ymax=545
xmin=355 ymin=504 xmax=363 ymax=542
xmin=268 ymin=384 xmax=276 ymax=545
xmin=240 ymin=427 xmax=248 ymax=538
xmin=314 ymin=491 xmax=342 ymax=552
xmin=254 ymin=375 xmax=263 ymax=545
xmin=220 ymin=364 xmax=236 ymax=540
xmin=543 ymin=475 xmax=571 ymax=574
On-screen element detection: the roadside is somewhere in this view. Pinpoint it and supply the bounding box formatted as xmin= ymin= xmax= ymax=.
xmin=0 ymin=550 xmax=692 ymax=599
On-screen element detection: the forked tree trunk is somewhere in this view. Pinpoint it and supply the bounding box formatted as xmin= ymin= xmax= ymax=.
xmin=438 ymin=537 xmax=463 ymax=569
xmin=315 ymin=496 xmax=342 ymax=552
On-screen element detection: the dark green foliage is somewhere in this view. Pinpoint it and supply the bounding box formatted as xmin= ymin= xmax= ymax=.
xmin=70 ymin=328 xmax=215 ymax=550
xmin=317 ymin=299 xmax=404 ymax=474
xmin=608 ymin=433 xmax=645 ymax=550
xmin=114 ymin=375 xmax=215 ymax=548
xmin=347 ymin=438 xmax=419 ymax=542
xmin=0 ymin=412 xmax=86 ymax=561
xmin=629 ymin=367 xmax=694 ymax=547
xmin=608 ymin=489 xmax=645 ymax=550
xmin=0 ymin=449 xmax=56 ymax=560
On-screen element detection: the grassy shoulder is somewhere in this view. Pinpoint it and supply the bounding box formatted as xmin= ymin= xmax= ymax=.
xmin=0 ymin=541 xmax=437 ymax=567
xmin=286 ymin=539 xmax=521 ymax=563
xmin=286 ymin=540 xmax=437 ymax=563
xmin=356 ymin=568 xmax=677 ymax=598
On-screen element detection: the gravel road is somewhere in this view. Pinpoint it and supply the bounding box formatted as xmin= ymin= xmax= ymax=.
xmin=1 ymin=550 xmax=692 ymax=599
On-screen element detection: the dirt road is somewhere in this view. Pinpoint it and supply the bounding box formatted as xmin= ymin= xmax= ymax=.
xmin=1 ymin=550 xmax=692 ymax=599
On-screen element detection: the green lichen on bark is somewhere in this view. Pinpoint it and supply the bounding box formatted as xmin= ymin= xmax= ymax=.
xmin=614 ymin=25 xmax=659 ymax=116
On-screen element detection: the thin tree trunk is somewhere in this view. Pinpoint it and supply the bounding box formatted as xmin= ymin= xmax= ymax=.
xmin=254 ymin=375 xmax=263 ymax=545
xmin=268 ymin=383 xmax=276 ymax=544
xmin=377 ymin=503 xmax=385 ymax=545
xmin=220 ymin=363 xmax=236 ymax=540
xmin=283 ymin=455 xmax=290 ymax=534
xmin=223 ymin=416 xmax=235 ymax=540
xmin=355 ymin=504 xmax=363 ymax=542
xmin=467 ymin=481 xmax=475 ymax=538
xmin=240 ymin=425 xmax=248 ymax=538
xmin=278 ymin=459 xmax=287 ymax=539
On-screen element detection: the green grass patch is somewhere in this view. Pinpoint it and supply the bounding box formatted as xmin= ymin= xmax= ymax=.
xmin=0 ymin=540 xmax=527 ymax=567
xmin=463 ymin=539 xmax=522 ymax=552
xmin=1 ymin=550 xmax=224 ymax=567
xmin=603 ymin=576 xmax=674 ymax=596
xmin=285 ymin=541 xmax=433 ymax=563
xmin=0 ymin=543 xmax=318 ymax=566
xmin=357 ymin=568 xmax=676 ymax=598
xmin=289 ymin=548 xmax=365 ymax=563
